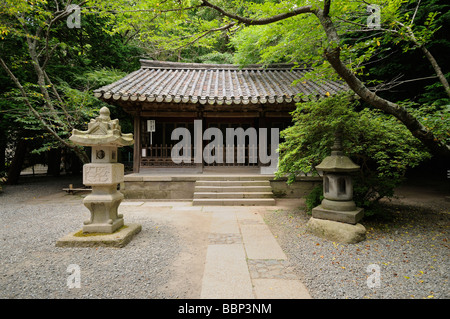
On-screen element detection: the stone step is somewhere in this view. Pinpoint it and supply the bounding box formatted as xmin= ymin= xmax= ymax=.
xmin=194 ymin=185 xmax=273 ymax=193
xmin=193 ymin=198 xmax=276 ymax=206
xmin=193 ymin=175 xmax=275 ymax=206
xmin=195 ymin=180 xmax=270 ymax=187
xmin=194 ymin=192 xmax=274 ymax=199
xmin=194 ymin=175 xmax=273 ymax=181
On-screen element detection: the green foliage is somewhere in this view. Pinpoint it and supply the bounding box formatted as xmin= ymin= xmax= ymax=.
xmin=277 ymin=93 xmax=432 ymax=214
xmin=230 ymin=13 xmax=324 ymax=67
xmin=0 ymin=1 xmax=140 ymax=166
xmin=402 ymin=100 xmax=450 ymax=146
xmin=418 ymin=74 xmax=450 ymax=107
xmin=196 ymin=51 xmax=234 ymax=64
xmin=353 ymin=0 xmax=450 ymax=104
xmin=227 ymin=0 xmax=449 ymax=105
xmin=305 ymin=185 xmax=323 ymax=213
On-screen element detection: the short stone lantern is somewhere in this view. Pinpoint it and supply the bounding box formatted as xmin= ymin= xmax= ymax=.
xmin=307 ymin=130 xmax=366 ymax=244
xmin=69 ymin=107 xmax=134 ymax=233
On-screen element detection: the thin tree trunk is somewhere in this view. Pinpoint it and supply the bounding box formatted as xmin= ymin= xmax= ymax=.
xmin=419 ymin=44 xmax=450 ymax=98
xmin=398 ymin=23 xmax=450 ymax=98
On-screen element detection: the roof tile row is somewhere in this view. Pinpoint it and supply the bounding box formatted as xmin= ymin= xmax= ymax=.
xmin=94 ymin=60 xmax=348 ymax=105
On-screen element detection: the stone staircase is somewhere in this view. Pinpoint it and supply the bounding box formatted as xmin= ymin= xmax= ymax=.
xmin=193 ymin=176 xmax=275 ymax=206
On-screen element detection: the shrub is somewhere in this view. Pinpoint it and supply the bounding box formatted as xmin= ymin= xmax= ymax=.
xmin=305 ymin=184 xmax=324 ymax=213
xmin=276 ymin=93 xmax=431 ymax=215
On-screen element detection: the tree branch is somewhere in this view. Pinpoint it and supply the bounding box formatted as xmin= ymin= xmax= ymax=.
xmin=83 ymin=4 xmax=201 ymax=14
xmin=371 ymin=75 xmax=438 ymax=93
xmin=323 ymin=0 xmax=331 ymax=17
xmin=200 ymin=0 xmax=315 ymax=25
xmin=43 ymin=70 xmax=75 ymax=130
xmin=174 ymin=22 xmax=236 ymax=52
xmin=411 ymin=0 xmax=422 ymax=25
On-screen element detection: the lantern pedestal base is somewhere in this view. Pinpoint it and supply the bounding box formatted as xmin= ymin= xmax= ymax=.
xmin=82 ymin=182 xmax=125 ymax=234
xmin=82 ymin=218 xmax=124 ymax=234
xmin=312 ymin=205 xmax=364 ymax=225
xmin=56 ymin=223 xmax=142 ymax=248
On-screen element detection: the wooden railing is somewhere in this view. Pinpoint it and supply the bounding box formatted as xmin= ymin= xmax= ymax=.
xmin=140 ymin=144 xmax=267 ymax=167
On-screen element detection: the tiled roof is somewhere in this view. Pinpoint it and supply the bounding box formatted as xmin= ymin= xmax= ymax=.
xmin=93 ymin=60 xmax=348 ymax=105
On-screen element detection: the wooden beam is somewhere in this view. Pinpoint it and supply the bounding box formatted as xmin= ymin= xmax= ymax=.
xmin=264 ymin=112 xmax=292 ymax=117
xmin=204 ymin=112 xmax=259 ymax=118
xmin=140 ymin=111 xmax=198 ymax=117
xmin=133 ymin=115 xmax=141 ymax=173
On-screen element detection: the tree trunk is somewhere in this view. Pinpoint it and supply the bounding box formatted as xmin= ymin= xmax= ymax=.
xmin=323 ymin=46 xmax=450 ymax=159
xmin=198 ymin=2 xmax=450 ymax=159
xmin=69 ymin=151 xmax=83 ymax=175
xmin=0 ymin=134 xmax=6 ymax=174
xmin=6 ymin=138 xmax=27 ymax=185
xmin=316 ymin=12 xmax=450 ymax=160
xmin=47 ymin=147 xmax=62 ymax=176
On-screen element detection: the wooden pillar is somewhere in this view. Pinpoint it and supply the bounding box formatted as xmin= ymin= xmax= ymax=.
xmin=258 ymin=111 xmax=266 ymax=168
xmin=196 ymin=108 xmax=204 ymax=172
xmin=258 ymin=110 xmax=266 ymax=129
xmin=133 ymin=114 xmax=141 ymax=173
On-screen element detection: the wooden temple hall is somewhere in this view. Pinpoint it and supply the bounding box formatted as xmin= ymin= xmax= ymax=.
xmin=94 ymin=60 xmax=347 ymax=174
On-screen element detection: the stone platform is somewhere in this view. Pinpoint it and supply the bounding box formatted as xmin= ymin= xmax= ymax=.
xmin=121 ymin=167 xmax=321 ymax=201
xmin=55 ymin=223 xmax=142 ymax=248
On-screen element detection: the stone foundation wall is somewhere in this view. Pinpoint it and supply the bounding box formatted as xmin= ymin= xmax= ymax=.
xmin=270 ymin=179 xmax=321 ymax=199
xmin=121 ymin=175 xmax=321 ymax=200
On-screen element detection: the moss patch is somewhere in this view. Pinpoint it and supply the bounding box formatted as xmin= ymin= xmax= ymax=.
xmin=73 ymin=225 xmax=129 ymax=237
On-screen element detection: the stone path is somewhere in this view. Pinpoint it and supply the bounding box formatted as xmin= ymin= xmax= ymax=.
xmin=121 ymin=200 xmax=312 ymax=299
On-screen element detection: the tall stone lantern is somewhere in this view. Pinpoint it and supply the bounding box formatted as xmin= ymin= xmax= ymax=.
xmin=69 ymin=107 xmax=134 ymax=233
xmin=307 ymin=130 xmax=366 ymax=244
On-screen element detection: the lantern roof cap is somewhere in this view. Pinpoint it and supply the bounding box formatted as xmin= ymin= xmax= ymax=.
xmin=70 ymin=107 xmax=134 ymax=147
xmin=315 ymin=129 xmax=360 ymax=172
xmin=315 ymin=154 xmax=360 ymax=172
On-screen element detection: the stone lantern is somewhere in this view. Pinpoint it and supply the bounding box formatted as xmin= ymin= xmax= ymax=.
xmin=312 ymin=131 xmax=364 ymax=225
xmin=307 ymin=130 xmax=366 ymax=244
xmin=69 ymin=107 xmax=134 ymax=233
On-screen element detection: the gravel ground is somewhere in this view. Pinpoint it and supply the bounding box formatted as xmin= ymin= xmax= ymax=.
xmin=1 ymin=175 xmax=448 ymax=299
xmin=0 ymin=175 xmax=181 ymax=299
xmin=263 ymin=194 xmax=449 ymax=299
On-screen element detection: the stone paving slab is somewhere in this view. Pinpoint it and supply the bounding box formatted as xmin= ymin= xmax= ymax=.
xmin=120 ymin=201 xmax=144 ymax=206
xmin=200 ymin=244 xmax=254 ymax=299
xmin=141 ymin=201 xmax=193 ymax=207
xmin=208 ymin=233 xmax=242 ymax=245
xmin=253 ymin=279 xmax=312 ymax=299
xmin=170 ymin=206 xmax=204 ymax=211
xmin=209 ymin=211 xmax=240 ymax=234
xmin=240 ymin=224 xmax=287 ymax=260
xmin=235 ymin=209 xmax=266 ymax=222
xmin=248 ymin=259 xmax=297 ymax=280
